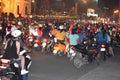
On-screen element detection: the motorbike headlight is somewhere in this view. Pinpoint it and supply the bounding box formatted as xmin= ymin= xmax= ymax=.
xmin=83 ymin=41 xmax=87 ymax=44
xmin=29 ymin=39 xmax=33 ymax=42
xmin=34 ymin=44 xmax=38 ymax=47
xmin=53 ymin=50 xmax=57 ymax=55
xmin=0 ymin=27 xmax=2 ymax=30
xmin=94 ymin=38 xmax=96 ymax=41
xmin=71 ymin=53 xmax=76 ymax=56
xmin=42 ymin=42 xmax=47 ymax=47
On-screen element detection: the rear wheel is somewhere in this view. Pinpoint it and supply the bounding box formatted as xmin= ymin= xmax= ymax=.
xmin=101 ymin=51 xmax=106 ymax=61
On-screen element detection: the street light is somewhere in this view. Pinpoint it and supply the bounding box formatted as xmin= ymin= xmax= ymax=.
xmin=113 ymin=10 xmax=118 ymax=23
xmin=32 ymin=0 xmax=36 ymax=15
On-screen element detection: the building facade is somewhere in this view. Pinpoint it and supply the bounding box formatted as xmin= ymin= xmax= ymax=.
xmin=0 ymin=0 xmax=31 ymax=17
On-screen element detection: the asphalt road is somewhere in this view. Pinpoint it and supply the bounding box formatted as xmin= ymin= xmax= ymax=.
xmin=27 ymin=47 xmax=120 ymax=80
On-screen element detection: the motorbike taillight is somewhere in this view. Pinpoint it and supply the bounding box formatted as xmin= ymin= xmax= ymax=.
xmin=34 ymin=39 xmax=41 ymax=44
xmin=0 ymin=59 xmax=10 ymax=66
xmin=43 ymin=38 xmax=47 ymax=42
xmin=89 ymin=49 xmax=97 ymax=53
xmin=101 ymin=44 xmax=105 ymax=47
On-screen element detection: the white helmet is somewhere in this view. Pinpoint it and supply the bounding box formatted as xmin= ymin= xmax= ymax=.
xmin=59 ymin=25 xmax=64 ymax=29
xmin=11 ymin=30 xmax=22 ymax=37
xmin=18 ymin=21 xmax=22 ymax=25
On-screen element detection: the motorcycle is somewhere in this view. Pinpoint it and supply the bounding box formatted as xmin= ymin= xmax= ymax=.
xmin=66 ymin=39 xmax=98 ymax=68
xmin=0 ymin=58 xmax=22 ymax=80
xmin=33 ymin=38 xmax=42 ymax=51
xmin=41 ymin=38 xmax=48 ymax=53
xmin=41 ymin=38 xmax=54 ymax=54
xmin=53 ymin=43 xmax=66 ymax=56
xmin=27 ymin=33 xmax=34 ymax=47
xmin=66 ymin=45 xmax=88 ymax=68
xmin=0 ymin=49 xmax=32 ymax=80
xmin=100 ymin=43 xmax=107 ymax=61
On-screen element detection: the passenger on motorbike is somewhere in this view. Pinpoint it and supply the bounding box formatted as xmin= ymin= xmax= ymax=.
xmin=68 ymin=27 xmax=80 ymax=48
xmin=3 ymin=26 xmax=12 ymax=44
xmin=53 ymin=25 xmax=66 ymax=43
xmin=3 ymin=30 xmax=29 ymax=75
xmin=95 ymin=26 xmax=108 ymax=58
xmin=107 ymin=33 xmax=114 ymax=57
xmin=42 ymin=23 xmax=51 ymax=39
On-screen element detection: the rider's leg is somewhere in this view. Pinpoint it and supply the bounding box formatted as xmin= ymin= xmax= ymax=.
xmin=18 ymin=55 xmax=29 ymax=75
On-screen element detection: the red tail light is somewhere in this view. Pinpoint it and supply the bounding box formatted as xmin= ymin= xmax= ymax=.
xmin=90 ymin=49 xmax=97 ymax=53
xmin=43 ymin=38 xmax=47 ymax=42
xmin=101 ymin=44 xmax=105 ymax=47
xmin=34 ymin=39 xmax=41 ymax=44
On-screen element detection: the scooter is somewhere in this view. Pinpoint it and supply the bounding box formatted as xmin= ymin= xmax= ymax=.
xmin=33 ymin=38 xmax=42 ymax=51
xmin=53 ymin=43 xmax=66 ymax=56
xmin=0 ymin=58 xmax=22 ymax=80
xmin=100 ymin=43 xmax=107 ymax=61
xmin=0 ymin=49 xmax=32 ymax=80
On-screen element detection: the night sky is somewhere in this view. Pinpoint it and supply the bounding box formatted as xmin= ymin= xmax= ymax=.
xmin=102 ymin=0 xmax=119 ymax=9
xmin=35 ymin=0 xmax=119 ymax=15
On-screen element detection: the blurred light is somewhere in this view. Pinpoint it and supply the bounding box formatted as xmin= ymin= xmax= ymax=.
xmin=114 ymin=10 xmax=119 ymax=14
xmin=32 ymin=0 xmax=35 ymax=3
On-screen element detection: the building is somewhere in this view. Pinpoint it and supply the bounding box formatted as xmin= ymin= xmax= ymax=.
xmin=0 ymin=0 xmax=31 ymax=17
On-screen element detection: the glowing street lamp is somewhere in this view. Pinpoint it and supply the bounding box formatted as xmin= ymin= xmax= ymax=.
xmin=32 ymin=0 xmax=36 ymax=15
xmin=113 ymin=10 xmax=119 ymax=23
xmin=114 ymin=10 xmax=119 ymax=14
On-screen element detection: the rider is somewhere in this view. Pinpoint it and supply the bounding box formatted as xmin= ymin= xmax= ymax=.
xmin=54 ymin=25 xmax=66 ymax=43
xmin=3 ymin=30 xmax=29 ymax=75
xmin=95 ymin=26 xmax=108 ymax=58
xmin=68 ymin=26 xmax=80 ymax=48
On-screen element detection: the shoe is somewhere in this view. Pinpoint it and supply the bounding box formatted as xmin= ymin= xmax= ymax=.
xmin=21 ymin=69 xmax=29 ymax=75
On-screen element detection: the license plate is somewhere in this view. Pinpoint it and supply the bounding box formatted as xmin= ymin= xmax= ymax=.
xmin=101 ymin=48 xmax=106 ymax=51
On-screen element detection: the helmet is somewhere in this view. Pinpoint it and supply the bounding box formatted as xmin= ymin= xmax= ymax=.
xmin=59 ymin=25 xmax=63 ymax=29
xmin=18 ymin=21 xmax=22 ymax=25
xmin=11 ymin=30 xmax=22 ymax=37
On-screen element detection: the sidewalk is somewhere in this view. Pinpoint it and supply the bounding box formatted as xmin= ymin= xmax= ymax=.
xmin=77 ymin=55 xmax=120 ymax=80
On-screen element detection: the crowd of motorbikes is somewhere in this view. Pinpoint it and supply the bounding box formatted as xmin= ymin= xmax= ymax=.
xmin=0 ymin=15 xmax=120 ymax=80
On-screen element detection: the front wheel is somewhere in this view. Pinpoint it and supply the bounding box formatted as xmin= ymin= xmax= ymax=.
xmin=73 ymin=57 xmax=83 ymax=68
